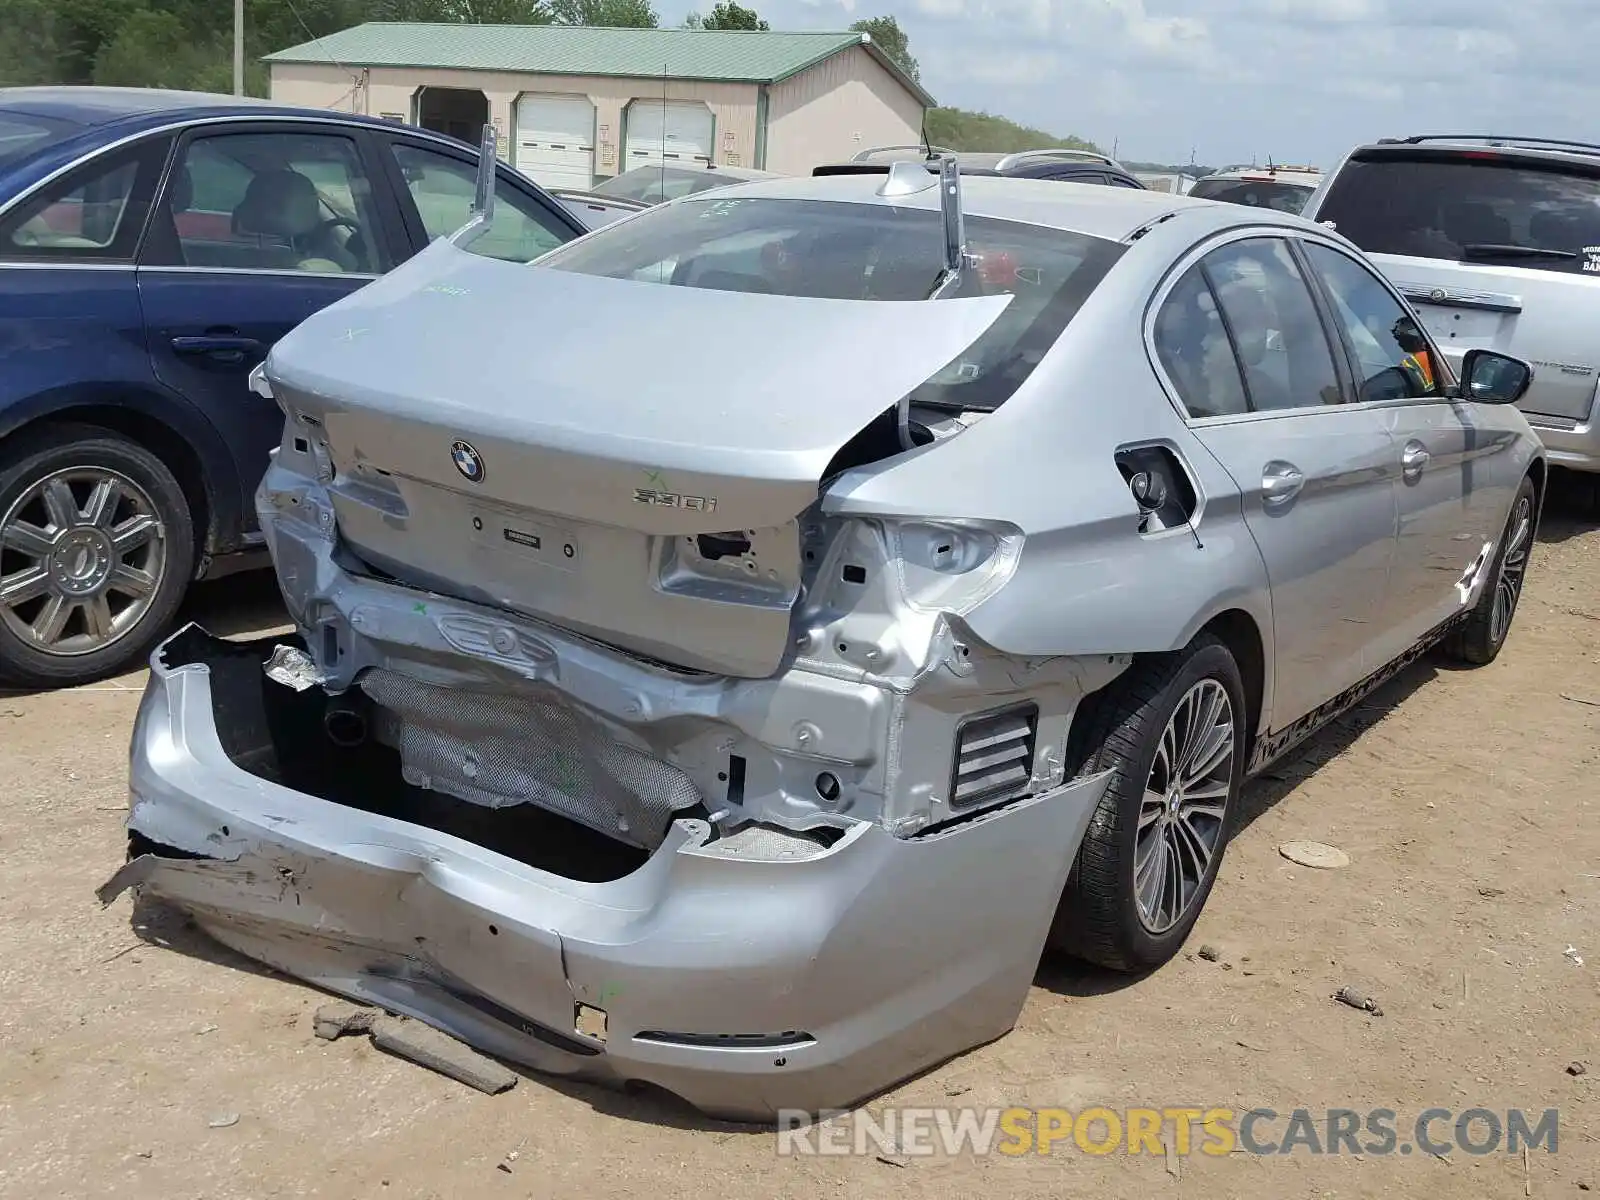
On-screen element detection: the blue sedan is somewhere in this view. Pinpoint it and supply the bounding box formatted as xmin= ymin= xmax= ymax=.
xmin=0 ymin=87 xmax=587 ymax=687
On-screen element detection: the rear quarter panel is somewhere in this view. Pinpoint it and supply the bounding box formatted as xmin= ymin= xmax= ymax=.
xmin=823 ymin=216 xmax=1278 ymax=721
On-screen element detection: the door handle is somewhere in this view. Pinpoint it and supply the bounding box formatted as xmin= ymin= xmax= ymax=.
xmin=171 ymin=334 xmax=265 ymax=362
xmin=1261 ymin=460 xmax=1305 ymax=507
xmin=1401 ymin=439 xmax=1430 ymax=481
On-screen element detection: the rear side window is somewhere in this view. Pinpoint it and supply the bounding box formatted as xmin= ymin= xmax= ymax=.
xmin=1318 ymin=154 xmax=1600 ymax=275
xmin=0 ymin=138 xmax=169 ymax=262
xmin=540 ymin=196 xmax=1127 ymax=411
xmin=1152 ymin=265 xmax=1251 ymax=418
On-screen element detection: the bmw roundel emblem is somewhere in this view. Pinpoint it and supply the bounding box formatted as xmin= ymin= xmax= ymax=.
xmin=451 ymin=439 xmax=484 ymax=483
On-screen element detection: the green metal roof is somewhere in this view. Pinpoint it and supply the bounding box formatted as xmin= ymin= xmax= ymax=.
xmin=264 ymin=23 xmax=934 ymax=106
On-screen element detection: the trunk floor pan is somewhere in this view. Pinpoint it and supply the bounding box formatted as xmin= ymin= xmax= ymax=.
xmin=163 ymin=630 xmax=647 ymax=884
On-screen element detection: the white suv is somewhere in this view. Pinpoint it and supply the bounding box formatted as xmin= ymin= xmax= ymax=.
xmin=1304 ymin=135 xmax=1600 ymax=474
xmin=1189 ymin=164 xmax=1323 ymax=214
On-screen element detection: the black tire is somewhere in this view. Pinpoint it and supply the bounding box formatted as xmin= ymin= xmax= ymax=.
xmin=0 ymin=423 xmax=194 ymax=688
xmin=1048 ymin=633 xmax=1247 ymax=972
xmin=1444 ymin=474 xmax=1537 ymax=667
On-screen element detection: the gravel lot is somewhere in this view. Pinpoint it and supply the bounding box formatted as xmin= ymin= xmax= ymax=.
xmin=2 ymin=480 xmax=1597 ymax=1200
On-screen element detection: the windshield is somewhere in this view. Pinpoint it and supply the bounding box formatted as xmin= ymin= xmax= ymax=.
xmin=539 ymin=196 xmax=1126 ymax=410
xmin=0 ymin=112 xmax=80 ymax=170
xmin=593 ymin=166 xmax=731 ymax=204
xmin=1189 ymin=177 xmax=1316 ymax=213
xmin=1316 ymin=155 xmax=1600 ymax=274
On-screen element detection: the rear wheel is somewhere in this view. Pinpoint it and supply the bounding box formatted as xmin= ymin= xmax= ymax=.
xmin=1445 ymin=474 xmax=1536 ymax=666
xmin=1049 ymin=634 xmax=1246 ymax=972
xmin=0 ymin=425 xmax=194 ymax=688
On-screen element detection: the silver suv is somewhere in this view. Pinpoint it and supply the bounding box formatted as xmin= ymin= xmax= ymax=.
xmin=1305 ymin=135 xmax=1600 ymax=472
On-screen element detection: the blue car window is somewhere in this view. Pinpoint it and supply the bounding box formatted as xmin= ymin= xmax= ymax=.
xmin=157 ymin=131 xmax=391 ymax=275
xmin=392 ymin=143 xmax=569 ymax=263
xmin=0 ymin=138 xmax=168 ymax=262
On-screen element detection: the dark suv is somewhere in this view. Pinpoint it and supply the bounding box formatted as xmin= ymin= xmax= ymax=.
xmin=818 ymin=147 xmax=1146 ymax=189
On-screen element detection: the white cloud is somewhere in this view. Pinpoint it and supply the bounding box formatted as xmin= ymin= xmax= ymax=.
xmin=697 ymin=0 xmax=1600 ymax=167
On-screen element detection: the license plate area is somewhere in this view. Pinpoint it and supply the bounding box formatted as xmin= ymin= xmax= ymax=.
xmin=470 ymin=506 xmax=581 ymax=572
xmin=1414 ymin=302 xmax=1502 ymax=344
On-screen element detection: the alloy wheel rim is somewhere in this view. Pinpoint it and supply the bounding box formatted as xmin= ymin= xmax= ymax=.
xmin=1489 ymin=496 xmax=1532 ymax=648
xmin=0 ymin=467 xmax=166 ymax=657
xmin=1134 ymin=678 xmax=1235 ymax=934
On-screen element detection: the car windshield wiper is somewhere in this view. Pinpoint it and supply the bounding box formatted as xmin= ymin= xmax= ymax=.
xmin=1460 ymin=243 xmax=1579 ymax=261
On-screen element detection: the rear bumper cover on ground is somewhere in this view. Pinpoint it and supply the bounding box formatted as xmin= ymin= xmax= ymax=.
xmin=101 ymin=629 xmax=1108 ymax=1121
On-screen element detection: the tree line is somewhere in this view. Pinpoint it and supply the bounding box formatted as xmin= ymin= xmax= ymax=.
xmin=0 ymin=0 xmax=1117 ymax=161
xmin=0 ymin=0 xmax=923 ymax=94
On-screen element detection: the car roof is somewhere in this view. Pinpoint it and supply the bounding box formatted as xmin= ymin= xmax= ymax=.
xmin=0 ymin=85 xmax=392 ymax=133
xmin=1198 ymin=165 xmax=1322 ymax=184
xmin=689 ymin=171 xmax=1282 ymax=241
xmin=1351 ymin=134 xmax=1600 ymax=170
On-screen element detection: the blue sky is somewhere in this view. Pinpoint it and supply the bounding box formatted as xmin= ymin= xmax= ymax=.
xmin=663 ymin=0 xmax=1600 ymax=169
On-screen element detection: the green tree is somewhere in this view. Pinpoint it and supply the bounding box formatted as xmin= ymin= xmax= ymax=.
xmin=924 ymin=107 xmax=1101 ymax=155
xmin=0 ymin=0 xmax=560 ymax=94
xmin=370 ymin=0 xmax=549 ymax=21
xmin=686 ymin=1 xmax=766 ymax=30
xmin=92 ymin=7 xmax=232 ymax=89
xmin=849 ymin=14 xmax=917 ymax=82
xmin=547 ymin=0 xmax=657 ymax=26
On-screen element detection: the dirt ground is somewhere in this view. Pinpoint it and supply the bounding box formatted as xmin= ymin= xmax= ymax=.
xmin=1 ymin=481 xmax=1597 ymax=1200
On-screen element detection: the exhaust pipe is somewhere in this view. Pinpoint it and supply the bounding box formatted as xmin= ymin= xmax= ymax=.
xmin=323 ymin=693 xmax=369 ymax=748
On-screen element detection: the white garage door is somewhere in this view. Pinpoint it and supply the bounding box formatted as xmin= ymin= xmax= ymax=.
xmin=514 ymin=94 xmax=595 ymax=190
xmin=623 ymin=100 xmax=713 ymax=173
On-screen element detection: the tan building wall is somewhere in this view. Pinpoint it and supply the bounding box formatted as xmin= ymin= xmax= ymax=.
xmin=268 ymin=62 xmax=759 ymax=178
xmin=764 ymin=46 xmax=923 ymax=175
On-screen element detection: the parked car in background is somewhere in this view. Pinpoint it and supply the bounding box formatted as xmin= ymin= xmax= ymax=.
xmin=1304 ymin=134 xmax=1600 ymax=475
xmin=551 ymin=163 xmax=780 ymax=230
xmin=548 ymin=188 xmax=649 ymax=230
xmin=819 ymin=147 xmax=1147 ymax=188
xmin=1189 ymin=163 xmax=1323 ymax=213
xmin=0 ymin=86 xmax=586 ymax=687
xmin=850 ymin=142 xmax=957 ymax=162
xmin=110 ymin=167 xmax=1543 ymax=1121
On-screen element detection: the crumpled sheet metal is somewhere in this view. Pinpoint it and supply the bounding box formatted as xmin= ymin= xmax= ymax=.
xmin=360 ymin=666 xmax=702 ymax=850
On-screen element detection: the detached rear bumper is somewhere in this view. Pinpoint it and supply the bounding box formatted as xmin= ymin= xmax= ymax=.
xmin=102 ymin=628 xmax=1108 ymax=1121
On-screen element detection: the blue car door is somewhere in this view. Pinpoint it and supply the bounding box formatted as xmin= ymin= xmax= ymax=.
xmin=135 ymin=121 xmax=409 ymax=543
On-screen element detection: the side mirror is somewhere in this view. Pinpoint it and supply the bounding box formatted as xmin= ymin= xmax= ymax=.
xmin=1459 ymin=348 xmax=1533 ymax=405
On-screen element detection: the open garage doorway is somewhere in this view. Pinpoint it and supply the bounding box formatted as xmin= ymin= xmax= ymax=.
xmin=415 ymin=87 xmax=488 ymax=144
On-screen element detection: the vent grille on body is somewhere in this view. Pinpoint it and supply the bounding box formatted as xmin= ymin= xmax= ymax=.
xmin=950 ymin=703 xmax=1039 ymax=809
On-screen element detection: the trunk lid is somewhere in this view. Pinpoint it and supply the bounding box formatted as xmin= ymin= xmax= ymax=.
xmin=264 ymin=239 xmax=1010 ymax=677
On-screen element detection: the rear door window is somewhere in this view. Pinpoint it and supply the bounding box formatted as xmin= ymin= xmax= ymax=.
xmin=1317 ymin=154 xmax=1600 ymax=274
xmin=148 ymin=130 xmax=392 ymax=274
xmin=1200 ymin=238 xmax=1345 ymax=412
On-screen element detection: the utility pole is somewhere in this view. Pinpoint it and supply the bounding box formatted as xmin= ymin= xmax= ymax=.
xmin=233 ymin=0 xmax=244 ymax=96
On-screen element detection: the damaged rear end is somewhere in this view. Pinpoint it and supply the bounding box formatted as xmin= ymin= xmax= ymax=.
xmin=105 ymin=189 xmax=1130 ymax=1119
